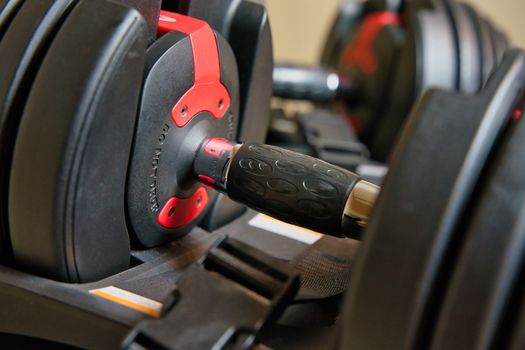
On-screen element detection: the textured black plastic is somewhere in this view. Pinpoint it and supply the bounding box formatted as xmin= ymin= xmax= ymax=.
xmin=227 ymin=143 xmax=360 ymax=236
xmin=463 ymin=4 xmax=494 ymax=83
xmin=119 ymin=0 xmax=161 ymax=44
xmin=0 ymin=0 xmax=24 ymax=43
xmin=430 ymin=92 xmax=525 ymax=350
xmin=340 ymin=50 xmax=525 ymax=350
xmin=0 ymin=0 xmax=75 ymax=260
xmin=9 ymin=0 xmax=147 ymax=282
xmin=448 ymin=0 xmax=483 ymax=92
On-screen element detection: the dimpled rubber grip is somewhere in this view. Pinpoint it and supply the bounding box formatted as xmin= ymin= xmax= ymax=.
xmin=226 ymin=143 xmax=361 ymax=236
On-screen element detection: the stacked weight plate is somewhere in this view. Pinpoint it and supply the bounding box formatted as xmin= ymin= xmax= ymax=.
xmin=0 ymin=0 xmax=78 ymax=261
xmin=341 ymin=50 xmax=525 ymax=350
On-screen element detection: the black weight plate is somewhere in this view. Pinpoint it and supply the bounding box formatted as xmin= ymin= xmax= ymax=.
xmin=354 ymin=24 xmax=404 ymax=143
xmin=443 ymin=0 xmax=482 ymax=92
xmin=340 ymin=50 xmax=525 ymax=350
xmin=9 ymin=0 xmax=147 ymax=282
xmin=468 ymin=8 xmax=497 ymax=83
xmin=119 ymin=0 xmax=161 ymax=45
xmin=493 ymin=28 xmax=510 ymax=64
xmin=369 ymin=0 xmax=457 ymax=160
xmin=0 ymin=0 xmax=76 ymax=260
xmin=509 ymin=288 xmax=525 ymax=350
xmin=127 ymin=30 xmax=239 ymax=248
xmin=460 ymin=3 xmax=486 ymax=87
xmin=0 ymin=0 xmax=23 ymax=43
xmin=416 ymin=0 xmax=458 ymax=93
xmin=482 ymin=17 xmax=507 ymax=67
xmin=463 ymin=5 xmax=497 ymax=83
xmin=431 ymin=91 xmax=525 ymax=349
xmin=320 ymin=0 xmax=364 ymax=69
xmin=226 ymin=0 xmax=272 ymax=143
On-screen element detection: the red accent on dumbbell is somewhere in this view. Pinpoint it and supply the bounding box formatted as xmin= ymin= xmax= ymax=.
xmin=514 ymin=109 xmax=523 ymax=121
xmin=157 ymin=11 xmax=231 ymax=127
xmin=342 ymin=12 xmax=400 ymax=75
xmin=198 ymin=174 xmax=216 ymax=186
xmin=204 ymin=137 xmax=234 ymax=157
xmin=157 ymin=187 xmax=209 ymax=229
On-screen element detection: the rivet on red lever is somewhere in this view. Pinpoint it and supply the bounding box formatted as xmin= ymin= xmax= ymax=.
xmin=157 ymin=187 xmax=209 ymax=229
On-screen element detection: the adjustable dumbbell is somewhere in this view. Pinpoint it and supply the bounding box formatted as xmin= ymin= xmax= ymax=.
xmin=0 ymin=0 xmax=517 ymax=284
xmin=126 ymin=11 xmax=379 ymax=247
xmin=125 ymin=36 xmax=525 ymax=350
xmin=1 ymin=1 xmax=271 ymax=282
xmin=320 ymin=0 xmax=404 ymax=68
xmin=2 ymin=2 xmax=525 ymax=349
xmin=273 ymin=0 xmax=509 ymax=160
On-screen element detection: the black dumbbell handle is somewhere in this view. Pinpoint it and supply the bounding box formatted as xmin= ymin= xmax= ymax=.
xmin=273 ymin=63 xmax=356 ymax=102
xmin=194 ymin=139 xmax=379 ymax=237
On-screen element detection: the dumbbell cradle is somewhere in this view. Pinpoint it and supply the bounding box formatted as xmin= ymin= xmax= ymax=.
xmin=194 ymin=138 xmax=379 ymax=236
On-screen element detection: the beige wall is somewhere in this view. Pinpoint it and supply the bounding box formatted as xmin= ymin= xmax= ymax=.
xmin=266 ymin=0 xmax=525 ymax=65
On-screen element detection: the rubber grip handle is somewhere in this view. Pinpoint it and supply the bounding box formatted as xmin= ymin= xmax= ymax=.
xmin=226 ymin=143 xmax=361 ymax=236
xmin=273 ymin=64 xmax=354 ymax=102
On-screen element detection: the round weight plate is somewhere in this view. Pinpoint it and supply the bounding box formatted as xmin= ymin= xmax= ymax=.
xmin=320 ymin=0 xmax=364 ymax=68
xmin=0 ymin=0 xmax=23 ymax=43
xmin=127 ymin=30 xmax=239 ymax=248
xmin=463 ymin=5 xmax=497 ymax=83
xmin=431 ymin=88 xmax=525 ymax=349
xmin=369 ymin=0 xmax=457 ymax=160
xmin=482 ymin=17 xmax=508 ymax=70
xmin=509 ymin=290 xmax=525 ymax=350
xmin=460 ymin=3 xmax=486 ymax=87
xmin=443 ymin=0 xmax=482 ymax=92
xmin=493 ymin=28 xmax=510 ymax=64
xmin=340 ymin=51 xmax=525 ymax=350
xmin=9 ymin=0 xmax=147 ymax=282
xmin=0 ymin=0 xmax=75 ymax=259
xmin=468 ymin=8 xmax=497 ymax=83
xmin=416 ymin=0 xmax=458 ymax=93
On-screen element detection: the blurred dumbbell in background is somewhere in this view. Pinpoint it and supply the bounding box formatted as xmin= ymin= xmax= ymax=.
xmin=267 ymin=0 xmax=510 ymax=183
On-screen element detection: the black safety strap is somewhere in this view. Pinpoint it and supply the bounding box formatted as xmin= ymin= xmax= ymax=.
xmin=290 ymin=235 xmax=358 ymax=301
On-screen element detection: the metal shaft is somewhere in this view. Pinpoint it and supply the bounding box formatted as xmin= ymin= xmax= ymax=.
xmin=273 ymin=63 xmax=355 ymax=102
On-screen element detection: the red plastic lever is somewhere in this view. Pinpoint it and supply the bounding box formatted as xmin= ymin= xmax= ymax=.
xmin=158 ymin=11 xmax=230 ymax=128
xmin=157 ymin=187 xmax=209 ymax=229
